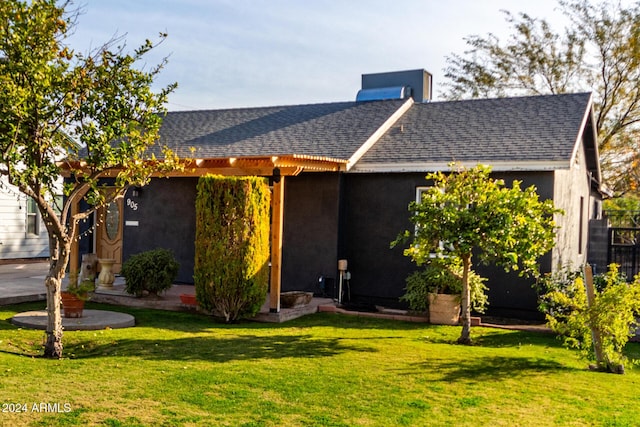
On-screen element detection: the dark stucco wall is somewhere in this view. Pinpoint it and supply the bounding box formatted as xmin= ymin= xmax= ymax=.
xmin=281 ymin=173 xmax=341 ymax=295
xmin=119 ymin=173 xmax=380 ymax=299
xmin=484 ymin=171 xmax=554 ymax=319
xmin=341 ymin=173 xmax=419 ymax=308
xmin=122 ymin=177 xmax=197 ymax=283
xmin=341 ymin=171 xmax=555 ymax=319
xmin=121 ymin=174 xmax=342 ymax=290
xmin=117 ymin=169 xmax=559 ymax=319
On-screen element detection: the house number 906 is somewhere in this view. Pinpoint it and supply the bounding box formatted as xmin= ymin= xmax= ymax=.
xmin=126 ymin=198 xmax=138 ymax=211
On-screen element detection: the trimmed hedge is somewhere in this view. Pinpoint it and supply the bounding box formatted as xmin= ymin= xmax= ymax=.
xmin=194 ymin=175 xmax=271 ymax=322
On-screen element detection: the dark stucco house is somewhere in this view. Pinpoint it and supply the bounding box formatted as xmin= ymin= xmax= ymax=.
xmin=75 ymin=69 xmax=604 ymax=319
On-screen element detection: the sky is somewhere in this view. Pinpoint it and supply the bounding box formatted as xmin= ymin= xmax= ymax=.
xmin=65 ymin=0 xmax=570 ymax=111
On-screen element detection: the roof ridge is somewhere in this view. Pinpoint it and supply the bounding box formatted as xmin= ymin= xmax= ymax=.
xmin=166 ymin=99 xmax=411 ymax=115
xmin=427 ymin=91 xmax=592 ymax=106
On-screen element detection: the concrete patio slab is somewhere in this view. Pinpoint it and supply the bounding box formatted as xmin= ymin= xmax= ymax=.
xmin=11 ymin=309 xmax=135 ymax=331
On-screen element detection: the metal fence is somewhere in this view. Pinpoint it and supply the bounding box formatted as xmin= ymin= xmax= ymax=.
xmin=607 ymin=227 xmax=640 ymax=280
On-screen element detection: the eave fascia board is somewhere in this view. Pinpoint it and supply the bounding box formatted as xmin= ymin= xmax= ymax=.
xmin=348 ymin=160 xmax=571 ymax=173
xmin=570 ymin=93 xmax=602 ymax=181
xmin=58 ymin=154 xmax=348 ymax=178
xmin=346 ymin=98 xmax=414 ymax=171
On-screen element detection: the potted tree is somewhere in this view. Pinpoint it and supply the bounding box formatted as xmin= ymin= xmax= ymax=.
xmin=61 ymin=274 xmax=95 ymax=318
xmin=401 ymin=256 xmax=487 ymax=325
xmin=393 ymin=164 xmax=559 ymax=343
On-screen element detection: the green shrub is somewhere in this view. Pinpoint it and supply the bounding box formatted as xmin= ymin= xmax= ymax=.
xmin=194 ymin=175 xmax=270 ymax=322
xmin=401 ymin=256 xmax=488 ymax=313
xmin=538 ymin=264 xmax=640 ymax=373
xmin=121 ymin=248 xmax=179 ymax=297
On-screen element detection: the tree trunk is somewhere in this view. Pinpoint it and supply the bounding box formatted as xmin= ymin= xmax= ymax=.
xmin=583 ymin=264 xmax=612 ymax=371
xmin=43 ymin=236 xmax=70 ymax=359
xmin=44 ymin=274 xmax=63 ymax=358
xmin=457 ymin=253 xmax=473 ymax=345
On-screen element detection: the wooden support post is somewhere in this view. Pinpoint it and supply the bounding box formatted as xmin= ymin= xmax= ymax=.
xmin=584 ymin=264 xmax=604 ymax=368
xmin=269 ymin=177 xmax=285 ymax=313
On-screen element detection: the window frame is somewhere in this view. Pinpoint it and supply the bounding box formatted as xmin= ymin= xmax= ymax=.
xmin=414 ymin=186 xmax=449 ymax=257
xmin=26 ymin=197 xmax=39 ymax=236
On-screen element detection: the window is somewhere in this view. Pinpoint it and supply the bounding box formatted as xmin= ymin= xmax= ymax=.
xmin=579 ymin=196 xmax=584 ymax=255
xmin=104 ymin=200 xmax=121 ymax=241
xmin=416 ymin=186 xmax=430 ymax=204
xmin=53 ymin=195 xmax=63 ymax=219
xmin=26 ymin=197 xmax=39 ymax=236
xmin=415 ymin=186 xmax=448 ymax=255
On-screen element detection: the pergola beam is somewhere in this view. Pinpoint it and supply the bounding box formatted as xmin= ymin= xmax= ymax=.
xmin=62 ymin=154 xmax=346 ymax=313
xmin=269 ymin=176 xmax=285 ymax=313
xmin=59 ymin=155 xmax=346 ymax=179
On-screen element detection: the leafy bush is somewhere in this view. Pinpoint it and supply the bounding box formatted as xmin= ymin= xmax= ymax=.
xmin=401 ymin=256 xmax=488 ymax=313
xmin=538 ymin=264 xmax=640 ymax=373
xmin=194 ymin=175 xmax=270 ymax=322
xmin=121 ymin=249 xmax=179 ymax=297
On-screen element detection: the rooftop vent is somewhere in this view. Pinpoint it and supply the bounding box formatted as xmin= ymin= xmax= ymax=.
xmin=358 ymin=69 xmax=432 ymax=103
xmin=355 ymin=85 xmax=412 ymax=102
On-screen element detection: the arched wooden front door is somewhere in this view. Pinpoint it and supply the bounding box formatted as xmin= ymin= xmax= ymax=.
xmin=95 ymin=196 xmax=124 ymax=274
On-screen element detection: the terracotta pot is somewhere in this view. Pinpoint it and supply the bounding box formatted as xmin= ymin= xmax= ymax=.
xmin=61 ymin=292 xmax=85 ymax=318
xmin=428 ymin=293 xmax=460 ymax=325
xmin=180 ymin=294 xmax=197 ymax=306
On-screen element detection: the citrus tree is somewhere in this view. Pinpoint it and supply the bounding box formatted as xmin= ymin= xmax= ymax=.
xmin=0 ymin=0 xmax=177 ymax=358
xmin=394 ymin=164 xmax=561 ymax=344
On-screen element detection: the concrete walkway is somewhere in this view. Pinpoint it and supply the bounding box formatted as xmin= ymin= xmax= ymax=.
xmin=0 ymin=261 xmax=49 ymax=305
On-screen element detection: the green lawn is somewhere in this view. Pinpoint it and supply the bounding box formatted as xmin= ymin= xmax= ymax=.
xmin=0 ymin=302 xmax=639 ymax=427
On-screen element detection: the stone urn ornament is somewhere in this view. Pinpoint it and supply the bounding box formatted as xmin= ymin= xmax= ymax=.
xmin=97 ymin=258 xmax=116 ymax=290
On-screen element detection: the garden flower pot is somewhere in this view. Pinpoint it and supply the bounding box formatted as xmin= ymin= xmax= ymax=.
xmin=180 ymin=294 xmax=197 ymax=306
xmin=61 ymin=292 xmax=86 ymax=318
xmin=428 ymin=293 xmax=460 ymax=325
xmin=280 ymin=291 xmax=313 ymax=308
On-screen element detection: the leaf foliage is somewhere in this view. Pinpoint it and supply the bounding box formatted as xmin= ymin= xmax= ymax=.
xmin=194 ymin=175 xmax=271 ymax=322
xmin=539 ymin=264 xmax=640 ymax=373
xmin=121 ymin=248 xmax=179 ymax=297
xmin=0 ymin=0 xmax=177 ymax=357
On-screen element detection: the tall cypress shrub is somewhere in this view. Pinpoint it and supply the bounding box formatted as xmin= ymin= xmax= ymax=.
xmin=194 ymin=175 xmax=271 ymax=322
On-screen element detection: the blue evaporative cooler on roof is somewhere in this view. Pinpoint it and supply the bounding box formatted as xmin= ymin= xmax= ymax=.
xmin=355 ymin=85 xmax=412 ymax=102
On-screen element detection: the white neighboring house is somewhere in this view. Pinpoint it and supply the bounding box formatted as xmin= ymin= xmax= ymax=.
xmin=0 ymin=176 xmax=50 ymax=260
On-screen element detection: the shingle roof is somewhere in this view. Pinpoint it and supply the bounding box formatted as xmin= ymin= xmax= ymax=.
xmin=156 ymin=99 xmax=407 ymax=160
xmin=354 ymin=92 xmax=593 ymax=170
xmin=151 ymin=92 xmax=595 ymax=175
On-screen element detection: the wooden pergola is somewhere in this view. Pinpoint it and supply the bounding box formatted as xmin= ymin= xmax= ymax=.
xmin=66 ymin=154 xmax=347 ymax=313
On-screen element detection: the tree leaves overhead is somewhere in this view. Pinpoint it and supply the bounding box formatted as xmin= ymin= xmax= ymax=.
xmin=0 ymin=0 xmax=177 ymax=358
xmin=444 ymin=0 xmax=640 ymax=195
xmin=401 ymin=164 xmax=560 ymax=278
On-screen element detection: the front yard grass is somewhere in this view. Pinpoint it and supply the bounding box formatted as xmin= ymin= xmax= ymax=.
xmin=0 ymin=301 xmax=639 ymax=426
